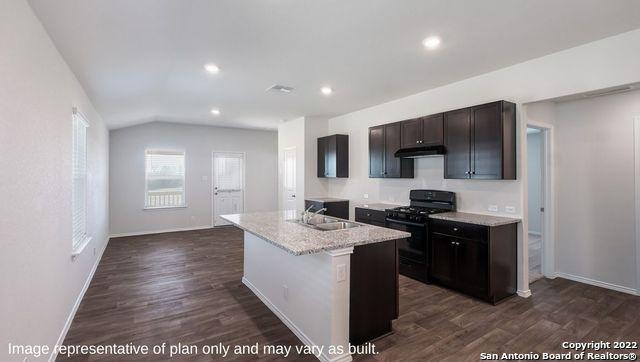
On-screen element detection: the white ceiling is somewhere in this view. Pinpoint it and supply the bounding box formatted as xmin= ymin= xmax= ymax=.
xmin=28 ymin=0 xmax=640 ymax=130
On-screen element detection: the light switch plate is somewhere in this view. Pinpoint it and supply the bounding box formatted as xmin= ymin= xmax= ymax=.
xmin=282 ymin=285 xmax=289 ymax=300
xmin=488 ymin=205 xmax=498 ymax=212
xmin=505 ymin=206 xmax=516 ymax=213
xmin=363 ymin=194 xmax=369 ymax=199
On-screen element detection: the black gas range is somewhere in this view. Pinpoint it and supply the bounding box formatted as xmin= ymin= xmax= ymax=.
xmin=385 ymin=190 xmax=456 ymax=283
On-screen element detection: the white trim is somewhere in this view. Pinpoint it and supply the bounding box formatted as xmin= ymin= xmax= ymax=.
xmin=517 ymin=289 xmax=532 ymax=298
xmin=326 ymin=247 xmax=354 ymax=257
xmin=525 ymin=120 xmax=556 ymax=288
xmin=242 ymin=277 xmax=352 ymax=362
xmin=49 ymin=237 xmax=109 ymax=362
xmin=556 ymin=272 xmax=638 ymax=296
xmin=71 ymin=236 xmax=92 ymax=259
xmin=634 ymin=116 xmax=640 ymax=295
xmin=109 ymin=225 xmax=212 ymax=238
xmin=142 ymin=205 xmax=188 ymax=211
xmin=211 ymin=151 xmax=246 ymax=227
xmin=527 ymin=231 xmax=542 ymax=237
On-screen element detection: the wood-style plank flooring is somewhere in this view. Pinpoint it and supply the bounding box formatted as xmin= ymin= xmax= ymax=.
xmin=60 ymin=227 xmax=640 ymax=361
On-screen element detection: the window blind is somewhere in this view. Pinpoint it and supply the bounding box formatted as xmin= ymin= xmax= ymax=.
xmin=215 ymin=155 xmax=243 ymax=191
xmin=145 ymin=150 xmax=185 ymax=208
xmin=72 ymin=109 xmax=89 ymax=250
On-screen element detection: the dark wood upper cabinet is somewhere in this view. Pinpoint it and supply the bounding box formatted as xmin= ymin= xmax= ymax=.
xmin=400 ymin=114 xmax=444 ymax=148
xmin=317 ymin=134 xmax=348 ymax=178
xmin=444 ymin=108 xmax=472 ymax=179
xmin=369 ymin=123 xmax=414 ymax=178
xmin=444 ymin=101 xmax=516 ymax=180
xmin=422 ymin=113 xmax=444 ymax=146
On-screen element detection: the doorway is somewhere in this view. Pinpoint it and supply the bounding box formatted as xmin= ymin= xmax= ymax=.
xmin=282 ymin=147 xmax=297 ymax=211
xmin=212 ymin=152 xmax=245 ymax=226
xmin=527 ymin=127 xmax=547 ymax=283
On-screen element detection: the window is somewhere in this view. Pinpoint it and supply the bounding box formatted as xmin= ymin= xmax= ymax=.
xmin=72 ymin=108 xmax=89 ymax=253
xmin=145 ymin=150 xmax=186 ymax=208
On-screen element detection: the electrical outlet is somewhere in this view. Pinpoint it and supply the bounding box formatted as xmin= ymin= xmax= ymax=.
xmin=488 ymin=205 xmax=498 ymax=212
xmin=505 ymin=206 xmax=516 ymax=213
xmin=282 ymin=285 xmax=289 ymax=300
xmin=363 ymin=194 xmax=369 ymax=199
xmin=336 ymin=264 xmax=346 ymax=282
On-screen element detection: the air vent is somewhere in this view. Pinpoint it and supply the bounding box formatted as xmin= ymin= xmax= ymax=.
xmin=266 ymin=84 xmax=294 ymax=93
xmin=583 ymin=85 xmax=634 ymax=98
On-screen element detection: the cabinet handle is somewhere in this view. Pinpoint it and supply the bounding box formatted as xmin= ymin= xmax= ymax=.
xmin=366 ymin=213 xmax=371 ymax=217
xmin=465 ymin=171 xmax=470 ymax=175
xmin=456 ymin=242 xmax=460 ymax=246
xmin=453 ymin=227 xmax=458 ymax=231
xmin=471 ymin=171 xmax=476 ymax=175
xmin=450 ymin=241 xmax=455 ymax=245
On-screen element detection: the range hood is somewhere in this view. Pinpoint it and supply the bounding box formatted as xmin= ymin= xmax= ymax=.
xmin=394 ymin=145 xmax=445 ymax=158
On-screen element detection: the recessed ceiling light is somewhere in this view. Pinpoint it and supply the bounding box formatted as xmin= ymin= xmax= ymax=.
xmin=204 ymin=63 xmax=220 ymax=74
xmin=210 ymin=108 xmax=221 ymax=115
xmin=422 ymin=36 xmax=441 ymax=50
xmin=321 ymin=86 xmax=333 ymax=96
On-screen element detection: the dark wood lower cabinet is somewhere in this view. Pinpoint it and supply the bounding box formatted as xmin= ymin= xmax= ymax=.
xmin=429 ymin=219 xmax=517 ymax=304
xmin=304 ymin=199 xmax=349 ymax=219
xmin=349 ymin=239 xmax=398 ymax=345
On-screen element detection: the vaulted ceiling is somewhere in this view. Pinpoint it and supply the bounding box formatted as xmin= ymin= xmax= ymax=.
xmin=28 ymin=0 xmax=640 ymax=130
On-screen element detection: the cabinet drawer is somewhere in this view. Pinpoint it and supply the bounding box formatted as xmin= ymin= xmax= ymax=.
xmin=355 ymin=207 xmax=386 ymax=224
xmin=430 ymin=219 xmax=487 ymax=242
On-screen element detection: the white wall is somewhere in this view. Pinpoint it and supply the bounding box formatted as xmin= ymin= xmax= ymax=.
xmin=0 ymin=0 xmax=109 ymax=360
xmin=527 ymin=131 xmax=543 ymax=234
xmin=554 ymin=89 xmax=640 ymax=291
xmin=304 ymin=117 xmax=329 ymax=200
xmin=109 ymin=121 xmax=277 ymax=235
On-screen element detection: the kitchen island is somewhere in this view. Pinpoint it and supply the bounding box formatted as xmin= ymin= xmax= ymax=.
xmin=221 ymin=211 xmax=410 ymax=362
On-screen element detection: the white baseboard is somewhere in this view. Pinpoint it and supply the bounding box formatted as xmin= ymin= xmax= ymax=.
xmin=517 ymin=289 xmax=532 ymax=298
xmin=242 ymin=277 xmax=352 ymax=362
xmin=555 ymin=272 xmax=638 ymax=296
xmin=49 ymin=237 xmax=110 ymax=362
xmin=109 ymin=225 xmax=212 ymax=238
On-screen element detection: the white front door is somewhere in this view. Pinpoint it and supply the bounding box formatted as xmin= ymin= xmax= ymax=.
xmin=283 ymin=148 xmax=297 ymax=211
xmin=213 ymin=152 xmax=244 ymax=226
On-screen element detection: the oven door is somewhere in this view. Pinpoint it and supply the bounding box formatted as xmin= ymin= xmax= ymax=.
xmin=385 ymin=218 xmax=427 ymax=264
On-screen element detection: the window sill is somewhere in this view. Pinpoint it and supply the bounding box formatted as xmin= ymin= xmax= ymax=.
xmin=71 ymin=236 xmax=92 ymax=259
xmin=143 ymin=205 xmax=187 ymax=211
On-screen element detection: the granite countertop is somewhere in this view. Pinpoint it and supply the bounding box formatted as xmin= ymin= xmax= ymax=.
xmin=221 ymin=211 xmax=410 ymax=256
xmin=354 ymin=203 xmax=402 ymax=212
xmin=305 ymin=197 xmax=350 ymax=203
xmin=429 ymin=212 xmax=521 ymax=227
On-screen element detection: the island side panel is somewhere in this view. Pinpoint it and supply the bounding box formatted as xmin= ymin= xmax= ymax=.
xmin=242 ymin=231 xmax=353 ymax=362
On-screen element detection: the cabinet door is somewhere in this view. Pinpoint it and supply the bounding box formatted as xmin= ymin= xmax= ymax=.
xmin=429 ymin=233 xmax=456 ymax=287
xmin=369 ymin=126 xmax=385 ymax=178
xmin=400 ymin=118 xmax=422 ymax=148
xmin=472 ymin=102 xmax=502 ymax=179
xmin=317 ymin=137 xmax=326 ymax=178
xmin=455 ymin=238 xmax=488 ymax=297
xmin=325 ymin=135 xmax=337 ymax=177
xmin=422 ymin=113 xmax=444 ymax=146
xmin=444 ymin=108 xmax=472 ymax=179
xmin=384 ymin=123 xmax=402 ymax=177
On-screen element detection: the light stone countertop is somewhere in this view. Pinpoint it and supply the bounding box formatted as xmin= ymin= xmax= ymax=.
xmin=305 ymin=197 xmax=350 ymax=203
xmin=221 ymin=211 xmax=410 ymax=256
xmin=429 ymin=212 xmax=521 ymax=227
xmin=354 ymin=203 xmax=402 ymax=212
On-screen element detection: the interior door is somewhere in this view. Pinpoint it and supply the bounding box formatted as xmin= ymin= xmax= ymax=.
xmin=282 ymin=147 xmax=297 ymax=211
xmin=472 ymin=102 xmax=503 ymax=179
xmin=444 ymin=108 xmax=472 ymax=179
xmin=213 ymin=152 xmax=244 ymax=226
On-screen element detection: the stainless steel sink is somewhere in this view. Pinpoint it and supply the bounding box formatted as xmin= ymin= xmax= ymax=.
xmin=315 ymin=221 xmax=360 ymax=231
xmin=287 ymin=216 xmax=361 ymax=231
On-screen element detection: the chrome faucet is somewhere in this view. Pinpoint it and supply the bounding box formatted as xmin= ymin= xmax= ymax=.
xmin=301 ymin=206 xmax=327 ymax=224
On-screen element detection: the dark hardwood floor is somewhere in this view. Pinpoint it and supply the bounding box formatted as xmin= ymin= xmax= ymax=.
xmin=60 ymin=227 xmax=640 ymax=361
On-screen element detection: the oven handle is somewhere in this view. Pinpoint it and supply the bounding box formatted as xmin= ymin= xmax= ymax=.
xmin=385 ymin=218 xmax=425 ymax=228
